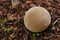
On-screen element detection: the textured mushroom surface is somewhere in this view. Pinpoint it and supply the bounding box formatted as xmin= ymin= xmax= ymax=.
xmin=24 ymin=7 xmax=51 ymax=32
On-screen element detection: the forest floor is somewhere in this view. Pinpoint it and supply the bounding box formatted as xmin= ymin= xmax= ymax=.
xmin=0 ymin=0 xmax=60 ymax=40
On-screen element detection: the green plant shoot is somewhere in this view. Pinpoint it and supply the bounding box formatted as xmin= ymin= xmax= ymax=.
xmin=1 ymin=17 xmax=5 ymax=27
xmin=6 ymin=28 xmax=11 ymax=33
xmin=32 ymin=33 xmax=42 ymax=38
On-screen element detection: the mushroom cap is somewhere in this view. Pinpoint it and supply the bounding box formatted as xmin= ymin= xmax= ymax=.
xmin=24 ymin=6 xmax=51 ymax=32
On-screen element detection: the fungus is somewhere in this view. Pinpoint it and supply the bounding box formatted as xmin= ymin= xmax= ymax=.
xmin=24 ymin=6 xmax=51 ymax=32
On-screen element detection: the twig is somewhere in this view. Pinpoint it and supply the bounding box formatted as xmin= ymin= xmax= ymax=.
xmin=52 ymin=18 xmax=60 ymax=25
xmin=11 ymin=0 xmax=19 ymax=8
xmin=23 ymin=26 xmax=32 ymax=39
xmin=44 ymin=34 xmax=55 ymax=39
xmin=51 ymin=8 xmax=56 ymax=14
xmin=52 ymin=19 xmax=58 ymax=25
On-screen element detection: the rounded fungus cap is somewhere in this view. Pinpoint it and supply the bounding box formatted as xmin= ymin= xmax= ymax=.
xmin=24 ymin=6 xmax=51 ymax=32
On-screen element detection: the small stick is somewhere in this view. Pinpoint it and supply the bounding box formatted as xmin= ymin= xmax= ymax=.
xmin=44 ymin=34 xmax=55 ymax=39
xmin=51 ymin=8 xmax=56 ymax=14
xmin=11 ymin=0 xmax=19 ymax=8
xmin=52 ymin=18 xmax=60 ymax=25
xmin=52 ymin=19 xmax=58 ymax=25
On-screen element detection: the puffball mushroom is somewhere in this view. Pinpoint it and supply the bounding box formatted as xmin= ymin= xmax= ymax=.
xmin=24 ymin=7 xmax=51 ymax=32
